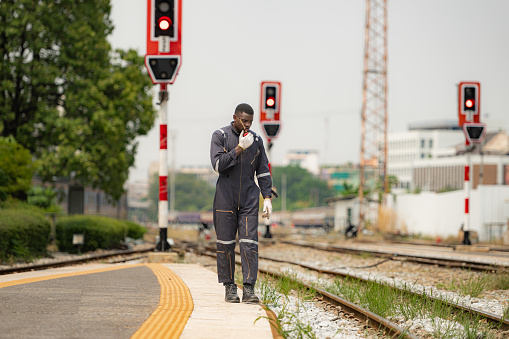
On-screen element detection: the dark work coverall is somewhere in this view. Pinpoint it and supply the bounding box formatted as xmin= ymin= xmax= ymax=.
xmin=210 ymin=123 xmax=272 ymax=285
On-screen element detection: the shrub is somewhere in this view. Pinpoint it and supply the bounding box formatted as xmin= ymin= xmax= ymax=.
xmin=124 ymin=220 xmax=147 ymax=239
xmin=56 ymin=216 xmax=146 ymax=253
xmin=0 ymin=208 xmax=51 ymax=263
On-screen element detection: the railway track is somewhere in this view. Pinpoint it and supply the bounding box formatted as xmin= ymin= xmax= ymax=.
xmin=281 ymin=240 xmax=509 ymax=272
xmin=256 ymin=249 xmax=509 ymax=332
xmin=182 ymin=244 xmax=417 ymax=338
xmin=0 ymin=247 xmax=155 ymax=275
xmin=181 ymin=240 xmax=509 ymax=337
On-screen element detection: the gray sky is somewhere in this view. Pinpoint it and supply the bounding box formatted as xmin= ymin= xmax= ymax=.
xmin=108 ymin=0 xmax=509 ymax=182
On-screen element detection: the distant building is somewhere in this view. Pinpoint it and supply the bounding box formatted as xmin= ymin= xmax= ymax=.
xmin=387 ymin=121 xmax=464 ymax=190
xmin=180 ymin=165 xmax=218 ymax=187
xmin=412 ymin=130 xmax=509 ymax=191
xmin=126 ymin=179 xmax=151 ymax=223
xmin=284 ymin=150 xmax=320 ymax=175
xmin=386 ymin=118 xmax=509 ymax=192
xmin=33 ymin=177 xmax=128 ymax=219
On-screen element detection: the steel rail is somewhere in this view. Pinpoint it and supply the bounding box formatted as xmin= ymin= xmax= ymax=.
xmin=281 ymin=240 xmax=509 ymax=272
xmin=200 ymin=242 xmax=509 ymax=332
xmin=0 ymin=247 xmax=155 ymax=275
xmin=190 ymin=247 xmax=417 ymax=338
xmin=255 ymin=252 xmax=509 ymax=332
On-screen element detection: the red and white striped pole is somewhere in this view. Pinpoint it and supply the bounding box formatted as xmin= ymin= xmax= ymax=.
xmin=263 ymin=139 xmax=273 ymax=238
xmin=463 ymin=138 xmax=471 ymax=244
xmin=157 ymin=84 xmax=170 ymax=251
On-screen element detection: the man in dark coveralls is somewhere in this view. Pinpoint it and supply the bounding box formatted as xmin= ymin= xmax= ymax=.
xmin=210 ymin=103 xmax=273 ymax=303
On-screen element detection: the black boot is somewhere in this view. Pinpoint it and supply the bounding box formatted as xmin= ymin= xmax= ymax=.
xmin=224 ymin=283 xmax=240 ymax=303
xmin=242 ymin=284 xmax=260 ymax=304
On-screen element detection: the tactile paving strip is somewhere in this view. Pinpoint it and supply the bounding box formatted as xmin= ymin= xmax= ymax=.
xmin=131 ymin=263 xmax=193 ymax=339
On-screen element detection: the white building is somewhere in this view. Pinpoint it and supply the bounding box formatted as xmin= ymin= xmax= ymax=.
xmin=284 ymin=150 xmax=320 ymax=175
xmin=387 ymin=120 xmax=464 ymax=190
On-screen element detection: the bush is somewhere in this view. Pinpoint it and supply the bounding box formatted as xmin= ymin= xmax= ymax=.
xmin=56 ymin=215 xmax=146 ymax=253
xmin=0 ymin=208 xmax=51 ymax=263
xmin=124 ymin=220 xmax=147 ymax=239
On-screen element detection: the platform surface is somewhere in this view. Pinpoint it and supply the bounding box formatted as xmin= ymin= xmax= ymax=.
xmin=171 ymin=264 xmax=272 ymax=339
xmin=0 ymin=262 xmax=273 ymax=339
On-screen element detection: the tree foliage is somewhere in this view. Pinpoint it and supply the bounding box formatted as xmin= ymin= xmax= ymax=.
xmin=0 ymin=136 xmax=34 ymax=201
xmin=0 ymin=0 xmax=156 ymax=201
xmin=271 ymin=165 xmax=335 ymax=211
xmin=148 ymin=172 xmax=216 ymax=217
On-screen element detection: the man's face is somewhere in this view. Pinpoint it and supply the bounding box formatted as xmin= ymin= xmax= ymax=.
xmin=233 ymin=112 xmax=253 ymax=133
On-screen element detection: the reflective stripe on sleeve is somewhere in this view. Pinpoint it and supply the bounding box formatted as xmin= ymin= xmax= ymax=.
xmin=214 ymin=159 xmax=219 ymax=173
xmin=256 ymin=172 xmax=270 ymax=179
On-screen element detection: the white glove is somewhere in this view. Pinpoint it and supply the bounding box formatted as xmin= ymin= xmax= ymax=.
xmin=238 ymin=131 xmax=254 ymax=150
xmin=262 ymin=198 xmax=272 ymax=219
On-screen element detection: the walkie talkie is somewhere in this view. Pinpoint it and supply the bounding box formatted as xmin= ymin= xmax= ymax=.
xmin=240 ymin=119 xmax=249 ymax=137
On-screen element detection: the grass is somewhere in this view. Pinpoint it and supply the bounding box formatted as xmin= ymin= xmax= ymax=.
xmin=255 ymin=274 xmax=317 ymax=338
xmin=488 ymin=272 xmax=509 ymax=290
xmin=503 ymin=304 xmax=509 ymax=321
xmin=436 ymin=272 xmax=490 ymax=298
xmin=255 ymin=268 xmax=507 ymax=338
xmin=325 ymin=274 xmax=500 ymax=338
xmin=436 ymin=270 xmax=509 ymax=297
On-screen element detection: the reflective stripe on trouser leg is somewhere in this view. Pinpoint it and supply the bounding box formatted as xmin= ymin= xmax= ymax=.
xmin=239 ymin=214 xmax=258 ymax=285
xmin=214 ymin=209 xmax=237 ymax=284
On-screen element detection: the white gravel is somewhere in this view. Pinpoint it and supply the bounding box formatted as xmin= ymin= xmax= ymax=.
xmin=259 ymin=288 xmax=370 ymax=339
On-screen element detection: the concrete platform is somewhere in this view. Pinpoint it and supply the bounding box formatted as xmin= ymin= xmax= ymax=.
xmin=0 ymin=263 xmax=273 ymax=339
xmin=171 ymin=264 xmax=273 ymax=339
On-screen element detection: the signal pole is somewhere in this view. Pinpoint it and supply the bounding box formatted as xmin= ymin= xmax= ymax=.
xmin=458 ymin=82 xmax=482 ymax=245
xmin=157 ymin=86 xmax=171 ymax=251
xmin=264 ymin=140 xmax=273 ymax=238
xmin=260 ymin=81 xmax=282 ymax=238
xmin=145 ymin=0 xmax=183 ymax=251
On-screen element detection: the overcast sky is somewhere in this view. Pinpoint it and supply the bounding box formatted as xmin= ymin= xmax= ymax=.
xmin=108 ymin=0 xmax=509 ymax=182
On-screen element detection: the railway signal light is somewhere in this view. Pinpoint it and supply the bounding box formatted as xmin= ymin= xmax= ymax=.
xmin=459 ymin=82 xmax=480 ymax=115
xmin=145 ymin=55 xmax=181 ymax=84
xmin=463 ymin=86 xmax=477 ymax=112
xmin=463 ymin=123 xmax=486 ymax=143
xmin=264 ymin=85 xmax=278 ymax=110
xmin=154 ymin=0 xmax=174 ymax=37
xmin=262 ymin=122 xmax=281 ymax=139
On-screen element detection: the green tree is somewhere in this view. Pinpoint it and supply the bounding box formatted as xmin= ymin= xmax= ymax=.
xmin=0 ymin=1 xmax=156 ymax=201
xmin=271 ymin=165 xmax=335 ymax=211
xmin=0 ymin=137 xmax=34 ymax=201
xmin=148 ymin=172 xmax=216 ymax=217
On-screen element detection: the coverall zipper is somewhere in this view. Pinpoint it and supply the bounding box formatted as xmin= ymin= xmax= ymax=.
xmin=238 ymin=152 xmax=242 ymax=210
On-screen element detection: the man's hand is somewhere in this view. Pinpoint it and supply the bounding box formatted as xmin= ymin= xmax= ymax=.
xmin=262 ymin=198 xmax=272 ymax=219
xmin=238 ymin=131 xmax=254 ymax=150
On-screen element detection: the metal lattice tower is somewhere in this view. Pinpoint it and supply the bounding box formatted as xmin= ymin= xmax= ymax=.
xmin=359 ymin=0 xmax=388 ymax=231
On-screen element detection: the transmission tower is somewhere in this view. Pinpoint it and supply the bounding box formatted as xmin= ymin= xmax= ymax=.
xmin=359 ymin=0 xmax=388 ymax=231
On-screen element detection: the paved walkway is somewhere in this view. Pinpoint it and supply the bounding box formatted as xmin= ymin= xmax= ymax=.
xmin=0 ymin=263 xmax=273 ymax=339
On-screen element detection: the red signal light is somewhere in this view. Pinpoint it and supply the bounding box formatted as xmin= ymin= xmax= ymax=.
xmin=158 ymin=16 xmax=172 ymax=30
xmin=465 ymin=99 xmax=474 ymax=108
xmin=266 ymin=97 xmax=275 ymax=107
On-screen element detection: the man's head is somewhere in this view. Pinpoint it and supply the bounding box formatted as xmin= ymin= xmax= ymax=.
xmin=233 ymin=103 xmax=254 ymax=133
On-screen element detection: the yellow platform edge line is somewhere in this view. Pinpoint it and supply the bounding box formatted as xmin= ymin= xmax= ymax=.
xmin=0 ymin=263 xmax=144 ymax=289
xmin=146 ymin=264 xmax=192 ymax=338
xmin=131 ymin=264 xmax=194 ymax=339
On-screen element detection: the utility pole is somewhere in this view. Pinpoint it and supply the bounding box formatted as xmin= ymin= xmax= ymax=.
xmin=359 ymin=0 xmax=388 ymax=233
